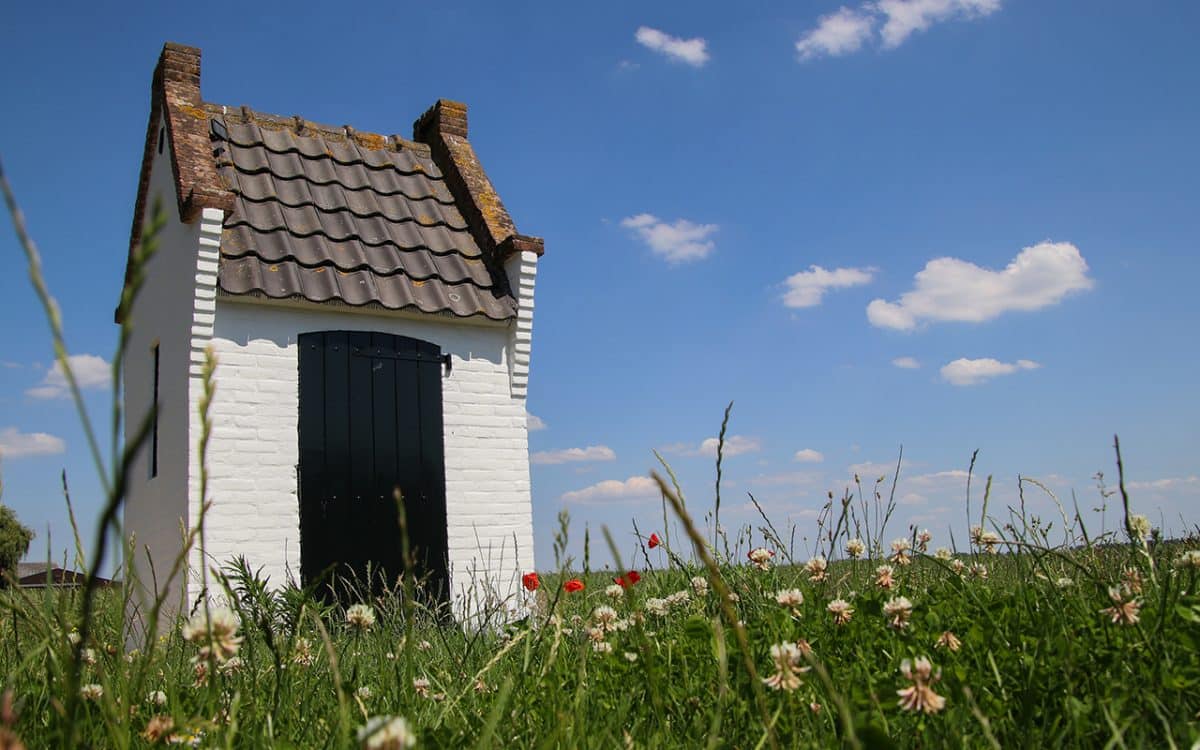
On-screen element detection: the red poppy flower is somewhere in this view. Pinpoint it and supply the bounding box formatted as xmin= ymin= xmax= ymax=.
xmin=648 ymin=533 xmax=661 ymax=549
xmin=614 ymin=576 xmax=626 ymax=587
xmin=522 ymin=572 xmax=540 ymax=591
xmin=563 ymin=578 xmax=585 ymax=593
xmin=626 ymin=570 xmax=641 ymax=585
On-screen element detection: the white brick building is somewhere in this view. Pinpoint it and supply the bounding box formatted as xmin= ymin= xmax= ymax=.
xmin=120 ymin=43 xmax=542 ymax=625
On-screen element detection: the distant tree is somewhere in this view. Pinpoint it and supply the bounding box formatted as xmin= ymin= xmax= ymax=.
xmin=0 ymin=505 xmax=34 ymax=584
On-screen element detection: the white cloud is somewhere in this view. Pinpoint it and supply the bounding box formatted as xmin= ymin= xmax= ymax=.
xmin=867 ymin=242 xmax=1093 ymax=331
xmin=909 ymin=469 xmax=970 ymax=485
xmin=940 ymin=357 xmax=1039 ymax=386
xmin=531 ymin=445 xmax=616 ymax=465
xmin=698 ymin=435 xmax=761 ymax=458
xmin=892 ymin=356 xmax=921 ymax=369
xmin=527 ymin=414 xmax=547 ymax=431
xmin=876 ymin=0 xmax=1001 ymax=49
xmin=794 ymin=448 xmax=824 ymax=463
xmin=26 ymin=354 xmax=112 ymax=400
xmin=1125 ymin=476 xmax=1199 ymax=492
xmin=621 ymin=214 xmax=718 ymax=264
xmin=663 ymin=435 xmax=762 ymax=458
xmin=782 ymin=265 xmax=875 ymax=308
xmin=562 ymin=475 xmax=661 ymax=504
xmin=0 ymin=426 xmax=66 ymax=459
xmin=635 ymin=26 xmax=710 ymax=67
xmin=795 ymin=7 xmax=876 ymax=60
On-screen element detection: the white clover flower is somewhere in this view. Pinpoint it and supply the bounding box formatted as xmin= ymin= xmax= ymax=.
xmin=762 ymin=642 xmax=810 ymax=692
xmin=412 ymin=677 xmax=431 ymax=697
xmin=1175 ymin=550 xmax=1200 ymax=570
xmin=357 ymin=715 xmax=416 ymax=750
xmin=293 ymin=637 xmax=315 ymax=667
xmin=80 ymin=683 xmax=103 ymax=701
xmin=827 ymin=598 xmax=853 ymax=626
xmin=805 ymin=556 xmax=828 ymax=582
xmin=845 ymin=538 xmax=866 ymax=558
xmin=592 ymin=640 xmax=614 ymax=655
xmin=417 ymin=640 xmax=432 ymax=652
xmin=1101 ymin=586 xmax=1141 ymax=626
xmin=875 ymin=564 xmax=896 ymax=590
xmin=218 ymin=656 xmax=244 ymax=675
xmin=690 ymin=576 xmax=709 ymax=596
xmin=897 ymin=657 xmax=946 ymax=714
xmin=593 ymin=606 xmax=620 ymax=631
xmin=1129 ymin=514 xmax=1152 ymax=541
xmin=644 ymin=598 xmax=670 ymax=617
xmin=605 ymin=584 xmax=625 ymax=600
xmin=147 ymin=690 xmax=167 ymax=707
xmin=747 ymin=547 xmax=775 ymax=571
xmin=883 ymin=596 xmax=914 ymax=629
xmin=67 ymin=630 xmax=82 ymax=646
xmin=181 ymin=607 xmax=242 ymax=663
xmin=346 ymin=604 xmax=376 ymax=632
xmin=1055 ymin=577 xmax=1074 ymax=589
xmin=978 ymin=531 xmax=1001 ymax=554
xmin=934 ymin=547 xmax=952 ymax=561
xmin=774 ymin=588 xmax=804 ymax=609
xmin=356 ymin=686 xmax=373 ymax=700
xmin=916 ymin=529 xmax=932 ymax=552
xmin=665 ymin=590 xmax=691 ymax=608
xmin=890 ymin=538 xmax=913 ymax=566
xmin=81 ymin=648 xmax=97 ymax=666
xmin=969 ymin=563 xmax=988 ymax=580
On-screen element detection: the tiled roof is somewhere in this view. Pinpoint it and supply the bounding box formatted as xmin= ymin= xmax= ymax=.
xmin=209 ymin=109 xmax=516 ymax=319
xmin=120 ymin=44 xmax=543 ymax=323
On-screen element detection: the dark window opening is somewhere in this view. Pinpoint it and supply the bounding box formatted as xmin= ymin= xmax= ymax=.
xmin=157 ymin=125 xmax=165 ymax=155
xmin=150 ymin=343 xmax=159 ymax=479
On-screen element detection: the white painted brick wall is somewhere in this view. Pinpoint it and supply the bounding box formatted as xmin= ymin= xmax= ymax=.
xmin=193 ymin=299 xmax=536 ymax=622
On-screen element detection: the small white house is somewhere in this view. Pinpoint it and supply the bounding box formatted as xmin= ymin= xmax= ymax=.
xmin=120 ymin=43 xmax=542 ymax=624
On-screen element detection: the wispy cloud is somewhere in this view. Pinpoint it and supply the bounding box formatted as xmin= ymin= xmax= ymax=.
xmin=663 ymin=435 xmax=762 ymax=458
xmin=531 ymin=445 xmax=616 ymax=465
xmin=793 ymin=448 xmax=824 ymax=463
xmin=940 ymin=357 xmax=1039 ymax=386
xmin=795 ymin=7 xmax=876 ymax=60
xmin=562 ymin=475 xmax=661 ymax=504
xmin=796 ymin=0 xmax=1001 ymax=61
xmin=0 ymin=426 xmax=66 ymax=459
xmin=26 ymin=354 xmax=112 ymax=400
xmin=621 ymin=214 xmax=718 ymax=264
xmin=1125 ymin=476 xmax=1199 ymax=492
xmin=635 ymin=26 xmax=710 ymax=67
xmin=782 ymin=265 xmax=876 ymax=308
xmin=892 ymin=356 xmax=921 ymax=369
xmin=877 ymin=0 xmax=1001 ymax=48
xmin=527 ymin=414 xmax=547 ymax=432
xmin=867 ymin=242 xmax=1093 ymax=331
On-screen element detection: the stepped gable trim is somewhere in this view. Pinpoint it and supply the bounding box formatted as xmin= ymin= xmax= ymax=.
xmin=119 ymin=43 xmax=234 ymax=322
xmin=497 ymin=234 xmax=545 ymax=262
xmin=413 ymin=101 xmax=545 ymax=266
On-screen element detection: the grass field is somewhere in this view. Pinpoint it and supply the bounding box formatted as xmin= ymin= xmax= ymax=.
xmin=2 ymin=493 xmax=1199 ymax=748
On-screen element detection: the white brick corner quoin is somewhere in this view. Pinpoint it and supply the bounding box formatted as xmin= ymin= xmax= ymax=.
xmin=126 ymin=221 xmax=538 ymax=626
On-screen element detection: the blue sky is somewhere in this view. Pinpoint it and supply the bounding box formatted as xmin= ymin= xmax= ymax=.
xmin=1 ymin=1 xmax=1198 ymax=574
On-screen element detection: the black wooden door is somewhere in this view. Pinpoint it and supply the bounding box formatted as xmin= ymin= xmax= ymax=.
xmin=298 ymin=331 xmax=449 ymax=603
